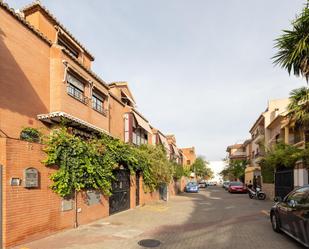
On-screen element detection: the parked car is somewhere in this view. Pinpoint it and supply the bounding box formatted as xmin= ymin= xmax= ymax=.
xmin=223 ymin=181 xmax=230 ymax=190
xmin=270 ymin=185 xmax=309 ymax=248
xmin=207 ymin=181 xmax=217 ymax=186
xmin=185 ymin=182 xmax=199 ymax=193
xmin=228 ymin=181 xmax=247 ymax=193
xmin=198 ymin=180 xmax=207 ymax=188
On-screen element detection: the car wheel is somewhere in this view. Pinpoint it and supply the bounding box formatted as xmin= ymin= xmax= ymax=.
xmin=271 ymin=213 xmax=281 ymax=233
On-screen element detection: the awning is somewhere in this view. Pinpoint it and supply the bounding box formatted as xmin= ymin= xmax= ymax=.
xmin=158 ymin=133 xmax=170 ymax=152
xmin=121 ymin=90 xmax=136 ymax=105
xmin=37 ymin=111 xmax=110 ymax=135
xmin=132 ymin=112 xmax=152 ymax=134
xmin=172 ymin=144 xmax=180 ymax=157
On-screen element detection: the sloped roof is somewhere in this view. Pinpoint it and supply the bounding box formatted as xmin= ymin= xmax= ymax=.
xmin=21 ymin=1 xmax=94 ymax=60
xmin=226 ymin=143 xmax=244 ymax=152
xmin=0 ymin=1 xmax=52 ymax=45
xmin=109 ymin=81 xmax=136 ymax=104
xmin=37 ymin=111 xmax=110 ymax=135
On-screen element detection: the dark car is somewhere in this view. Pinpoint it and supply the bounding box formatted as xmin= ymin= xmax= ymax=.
xmin=198 ymin=180 xmax=207 ymax=188
xmin=270 ymin=185 xmax=309 ymax=248
xmin=185 ymin=182 xmax=199 ymax=193
xmin=228 ymin=181 xmax=247 ymax=193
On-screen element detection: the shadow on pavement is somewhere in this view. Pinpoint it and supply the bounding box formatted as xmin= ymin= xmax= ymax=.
xmin=137 ymin=186 xmax=305 ymax=249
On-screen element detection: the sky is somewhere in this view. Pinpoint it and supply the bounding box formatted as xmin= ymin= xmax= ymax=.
xmin=6 ymin=0 xmax=307 ymax=161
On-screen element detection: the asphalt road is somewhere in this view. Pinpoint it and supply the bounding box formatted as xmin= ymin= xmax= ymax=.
xmin=14 ymin=186 xmax=306 ymax=249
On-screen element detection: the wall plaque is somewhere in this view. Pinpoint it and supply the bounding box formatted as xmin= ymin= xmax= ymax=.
xmin=24 ymin=167 xmax=39 ymax=188
xmin=10 ymin=178 xmax=21 ymax=186
xmin=61 ymin=198 xmax=73 ymax=211
xmin=86 ymin=190 xmax=101 ymax=205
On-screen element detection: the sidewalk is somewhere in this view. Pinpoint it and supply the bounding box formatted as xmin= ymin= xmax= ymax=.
xmin=12 ymin=188 xmax=299 ymax=249
xmin=12 ymin=196 xmax=194 ymax=249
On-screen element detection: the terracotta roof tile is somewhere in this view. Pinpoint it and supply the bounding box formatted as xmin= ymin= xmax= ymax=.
xmin=62 ymin=48 xmax=108 ymax=89
xmin=0 ymin=1 xmax=52 ymax=45
xmin=21 ymin=1 xmax=95 ymax=60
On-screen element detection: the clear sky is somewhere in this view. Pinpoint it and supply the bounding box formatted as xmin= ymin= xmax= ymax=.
xmin=6 ymin=0 xmax=307 ymax=160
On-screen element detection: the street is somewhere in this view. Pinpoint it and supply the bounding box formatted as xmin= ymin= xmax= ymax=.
xmin=14 ymin=186 xmax=305 ymax=249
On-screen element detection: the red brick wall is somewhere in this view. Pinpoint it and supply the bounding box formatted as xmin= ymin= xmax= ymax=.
xmin=130 ymin=175 xmax=136 ymax=209
xmin=2 ymin=138 xmax=109 ymax=248
xmin=0 ymin=8 xmax=50 ymax=139
xmin=262 ymin=183 xmax=275 ymax=201
xmin=169 ymin=179 xmax=178 ymax=196
xmin=139 ymin=177 xmax=160 ymax=205
xmin=1 ymin=138 xmax=166 ymax=248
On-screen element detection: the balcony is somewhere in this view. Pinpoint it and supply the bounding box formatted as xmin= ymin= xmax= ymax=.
xmin=229 ymin=151 xmax=247 ymax=160
xmin=252 ymin=128 xmax=265 ymax=143
xmin=67 ymin=85 xmax=87 ymax=104
xmin=92 ymin=102 xmax=108 ymax=116
xmin=253 ymin=151 xmax=264 ymax=159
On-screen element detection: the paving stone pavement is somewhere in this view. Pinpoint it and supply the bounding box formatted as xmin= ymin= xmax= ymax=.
xmin=14 ymin=187 xmax=306 ymax=249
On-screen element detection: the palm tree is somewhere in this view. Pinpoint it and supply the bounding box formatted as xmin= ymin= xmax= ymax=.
xmin=287 ymin=86 xmax=309 ymax=142
xmin=273 ymin=3 xmax=309 ymax=81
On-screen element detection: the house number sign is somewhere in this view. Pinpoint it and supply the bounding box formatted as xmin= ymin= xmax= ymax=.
xmin=24 ymin=167 xmax=39 ymax=188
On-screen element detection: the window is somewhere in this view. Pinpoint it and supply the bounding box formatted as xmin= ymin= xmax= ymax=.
xmin=58 ymin=35 xmax=79 ymax=58
xmin=67 ymin=73 xmax=85 ymax=103
xmin=132 ymin=128 xmax=147 ymax=145
xmin=92 ymin=91 xmax=106 ymax=115
xmin=286 ymin=187 xmax=309 ymax=206
xmin=187 ymin=160 xmax=191 ymax=165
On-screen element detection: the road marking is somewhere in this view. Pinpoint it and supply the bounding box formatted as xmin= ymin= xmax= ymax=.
xmin=225 ymin=205 xmax=235 ymax=209
xmin=261 ymin=210 xmax=270 ymax=216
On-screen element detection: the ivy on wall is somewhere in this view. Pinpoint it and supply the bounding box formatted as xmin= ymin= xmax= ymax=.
xmin=43 ymin=128 xmax=181 ymax=197
xmin=259 ymin=142 xmax=309 ymax=183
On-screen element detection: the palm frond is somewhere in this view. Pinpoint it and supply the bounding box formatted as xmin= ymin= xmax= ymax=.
xmin=273 ymin=5 xmax=309 ymax=81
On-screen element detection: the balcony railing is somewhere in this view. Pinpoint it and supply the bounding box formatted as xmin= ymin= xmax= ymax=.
xmin=67 ymin=85 xmax=87 ymax=104
xmin=92 ymin=103 xmax=108 ymax=116
xmin=254 ymin=151 xmax=265 ymax=159
xmin=252 ymin=128 xmax=265 ymax=141
xmin=232 ymin=151 xmax=246 ymax=156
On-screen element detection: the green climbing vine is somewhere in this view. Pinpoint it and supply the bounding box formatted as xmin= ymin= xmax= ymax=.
xmin=43 ymin=128 xmax=178 ymax=197
xmin=259 ymin=142 xmax=309 ymax=183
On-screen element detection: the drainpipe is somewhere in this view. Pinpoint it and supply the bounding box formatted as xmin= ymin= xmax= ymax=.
xmin=55 ymin=26 xmax=60 ymax=43
xmin=74 ymin=189 xmax=78 ymax=228
xmin=108 ymin=96 xmax=111 ymax=133
xmin=62 ymin=60 xmax=69 ymax=83
xmin=89 ymin=80 xmax=94 ymax=107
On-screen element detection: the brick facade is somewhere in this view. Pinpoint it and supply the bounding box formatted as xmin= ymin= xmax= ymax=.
xmin=0 ymin=138 xmax=161 ymax=248
xmin=262 ymin=183 xmax=275 ymax=201
xmin=0 ymin=2 xmax=191 ymax=248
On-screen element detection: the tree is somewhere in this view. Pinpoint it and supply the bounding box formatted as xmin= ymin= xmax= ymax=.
xmin=288 ymin=87 xmax=309 ymax=130
xmin=258 ymin=142 xmax=306 ymax=183
xmin=220 ymin=159 xmax=247 ymax=182
xmin=191 ymin=156 xmax=213 ymax=179
xmin=273 ymin=3 xmax=309 ymax=81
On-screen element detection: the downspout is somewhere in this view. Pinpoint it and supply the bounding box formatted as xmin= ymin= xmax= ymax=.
xmin=89 ymin=80 xmax=94 ymax=106
xmin=62 ymin=60 xmax=69 ymax=83
xmin=108 ymin=96 xmax=111 ymax=133
xmin=74 ymin=190 xmax=78 ymax=228
xmin=54 ymin=25 xmax=60 ymax=44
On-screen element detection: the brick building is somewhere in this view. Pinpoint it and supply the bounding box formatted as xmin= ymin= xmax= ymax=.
xmin=0 ymin=2 xmax=195 ymax=248
xmin=180 ymin=147 xmax=196 ymax=168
